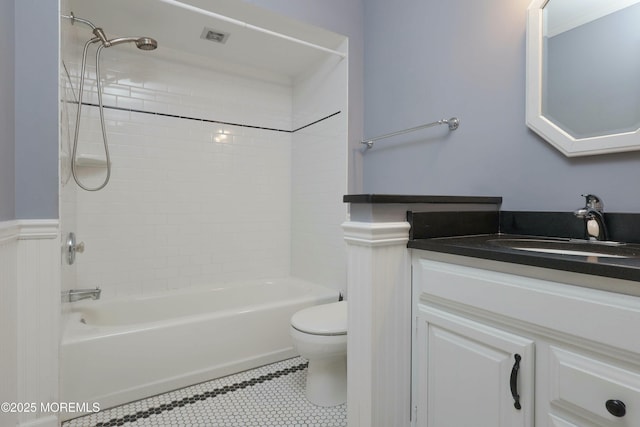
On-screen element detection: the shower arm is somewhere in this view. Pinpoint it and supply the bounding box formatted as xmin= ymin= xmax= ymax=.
xmin=61 ymin=12 xmax=97 ymax=30
xmin=61 ymin=13 xmax=111 ymax=46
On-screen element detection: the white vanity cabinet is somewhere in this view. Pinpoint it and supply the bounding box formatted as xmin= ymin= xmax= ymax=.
xmin=411 ymin=252 xmax=640 ymax=427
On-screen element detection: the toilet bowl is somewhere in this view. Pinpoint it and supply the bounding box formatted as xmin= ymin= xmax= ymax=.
xmin=290 ymin=301 xmax=347 ymax=407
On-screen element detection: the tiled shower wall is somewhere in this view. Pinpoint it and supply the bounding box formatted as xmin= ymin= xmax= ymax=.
xmin=291 ymin=41 xmax=348 ymax=292
xmin=61 ymin=23 xmax=347 ymax=298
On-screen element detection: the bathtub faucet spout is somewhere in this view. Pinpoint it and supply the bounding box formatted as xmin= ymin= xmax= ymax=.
xmin=62 ymin=287 xmax=101 ymax=303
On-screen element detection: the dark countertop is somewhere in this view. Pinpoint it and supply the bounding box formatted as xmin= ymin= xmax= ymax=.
xmin=408 ymin=234 xmax=640 ymax=283
xmin=343 ymin=194 xmax=502 ymax=205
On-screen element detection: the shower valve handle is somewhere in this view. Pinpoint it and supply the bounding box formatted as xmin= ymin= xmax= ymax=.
xmin=66 ymin=232 xmax=85 ymax=265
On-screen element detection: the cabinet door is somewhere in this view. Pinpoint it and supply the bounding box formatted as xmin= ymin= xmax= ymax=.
xmin=415 ymin=305 xmax=534 ymax=427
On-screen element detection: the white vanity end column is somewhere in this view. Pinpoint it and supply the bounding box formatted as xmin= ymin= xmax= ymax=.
xmin=342 ymin=219 xmax=411 ymax=427
xmin=341 ymin=195 xmax=502 ymax=427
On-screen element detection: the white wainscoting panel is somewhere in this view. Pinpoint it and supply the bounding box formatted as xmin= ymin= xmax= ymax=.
xmin=0 ymin=220 xmax=60 ymax=427
xmin=0 ymin=222 xmax=19 ymax=427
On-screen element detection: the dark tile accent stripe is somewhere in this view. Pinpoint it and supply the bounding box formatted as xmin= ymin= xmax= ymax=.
xmin=291 ymin=111 xmax=341 ymax=132
xmin=92 ymin=361 xmax=308 ymax=427
xmin=408 ymin=211 xmax=499 ymax=239
xmin=74 ymin=101 xmax=341 ymax=134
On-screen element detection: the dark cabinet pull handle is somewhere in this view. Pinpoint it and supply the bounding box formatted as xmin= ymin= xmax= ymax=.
xmin=606 ymin=399 xmax=626 ymax=417
xmin=510 ymin=354 xmax=522 ymax=410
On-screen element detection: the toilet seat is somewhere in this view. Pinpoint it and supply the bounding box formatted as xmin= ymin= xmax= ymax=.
xmin=291 ymin=301 xmax=347 ymax=336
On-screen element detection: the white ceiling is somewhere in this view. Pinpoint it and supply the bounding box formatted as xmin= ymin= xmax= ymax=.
xmin=544 ymin=0 xmax=639 ymax=37
xmin=66 ymin=0 xmax=347 ymax=80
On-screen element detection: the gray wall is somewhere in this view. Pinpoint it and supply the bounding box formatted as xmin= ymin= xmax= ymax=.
xmin=13 ymin=0 xmax=640 ymax=216
xmin=246 ymin=0 xmax=365 ymax=193
xmin=362 ymin=0 xmax=640 ymax=212
xmin=0 ymin=0 xmax=15 ymax=221
xmin=14 ymin=0 xmax=60 ymax=219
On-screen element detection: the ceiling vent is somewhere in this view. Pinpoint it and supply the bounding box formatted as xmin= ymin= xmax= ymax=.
xmin=200 ymin=28 xmax=230 ymax=44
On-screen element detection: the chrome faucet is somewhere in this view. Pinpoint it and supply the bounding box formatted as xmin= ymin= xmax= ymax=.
xmin=61 ymin=288 xmax=101 ymax=303
xmin=574 ymin=194 xmax=609 ymax=241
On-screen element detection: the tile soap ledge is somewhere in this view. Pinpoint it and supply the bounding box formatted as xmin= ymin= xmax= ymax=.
xmin=75 ymin=154 xmax=109 ymax=167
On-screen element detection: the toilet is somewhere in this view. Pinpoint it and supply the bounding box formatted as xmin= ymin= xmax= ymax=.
xmin=290 ymin=301 xmax=347 ymax=407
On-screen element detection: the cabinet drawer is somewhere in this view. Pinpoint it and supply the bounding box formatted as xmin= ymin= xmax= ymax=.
xmin=549 ymin=346 xmax=640 ymax=425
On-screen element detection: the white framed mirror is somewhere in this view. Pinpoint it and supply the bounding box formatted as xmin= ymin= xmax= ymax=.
xmin=526 ymin=0 xmax=640 ymax=156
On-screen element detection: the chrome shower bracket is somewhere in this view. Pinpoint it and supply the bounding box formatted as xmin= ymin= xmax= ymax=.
xmin=66 ymin=232 xmax=85 ymax=265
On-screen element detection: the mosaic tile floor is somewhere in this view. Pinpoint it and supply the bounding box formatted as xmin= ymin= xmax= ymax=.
xmin=63 ymin=357 xmax=347 ymax=427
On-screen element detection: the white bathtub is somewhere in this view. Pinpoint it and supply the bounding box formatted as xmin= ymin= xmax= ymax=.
xmin=60 ymin=278 xmax=337 ymax=416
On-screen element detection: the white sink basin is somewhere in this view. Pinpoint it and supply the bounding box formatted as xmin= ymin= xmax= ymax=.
xmin=508 ymin=246 xmax=629 ymax=258
xmin=487 ymin=238 xmax=637 ymax=259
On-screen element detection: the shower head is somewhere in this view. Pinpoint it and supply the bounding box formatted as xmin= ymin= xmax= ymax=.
xmin=135 ymin=37 xmax=158 ymax=50
xmin=105 ymin=36 xmax=158 ymax=50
